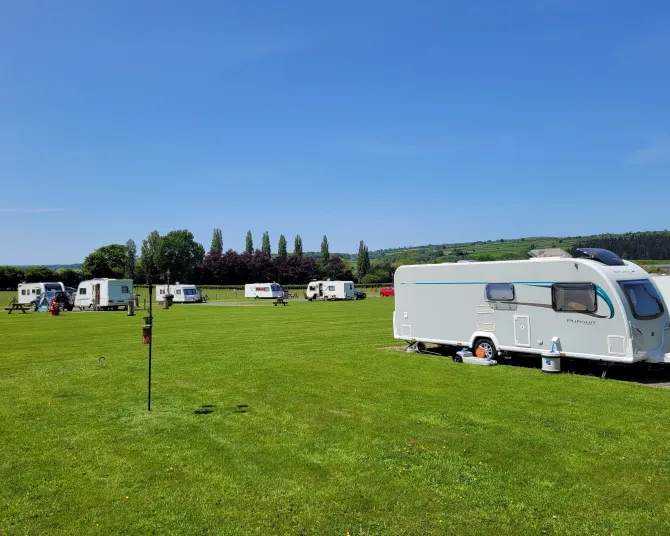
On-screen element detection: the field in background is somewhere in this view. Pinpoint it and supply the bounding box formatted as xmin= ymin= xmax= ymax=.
xmin=2 ymin=299 xmax=670 ymax=534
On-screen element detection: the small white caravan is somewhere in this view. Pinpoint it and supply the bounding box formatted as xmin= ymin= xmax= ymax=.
xmin=156 ymin=283 xmax=202 ymax=303
xmin=305 ymin=280 xmax=356 ymax=301
xmin=18 ymin=282 xmax=65 ymax=304
xmin=245 ymin=283 xmax=284 ymax=299
xmin=75 ymin=278 xmax=133 ymax=310
xmin=394 ymin=248 xmax=670 ymax=364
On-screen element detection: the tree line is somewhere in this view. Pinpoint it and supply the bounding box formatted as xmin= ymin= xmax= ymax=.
xmin=571 ymin=231 xmax=670 ymax=261
xmin=8 ymin=230 xmax=665 ymax=291
xmin=0 ymin=229 xmax=387 ymax=290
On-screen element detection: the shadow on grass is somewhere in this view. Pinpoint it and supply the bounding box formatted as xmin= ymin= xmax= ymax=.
xmin=390 ymin=344 xmax=670 ymax=387
xmin=194 ymin=404 xmax=216 ymax=415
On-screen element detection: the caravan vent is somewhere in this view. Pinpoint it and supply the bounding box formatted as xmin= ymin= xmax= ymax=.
xmin=528 ymin=248 xmax=572 ymax=259
xmin=477 ymin=305 xmax=495 ymax=314
xmin=575 ymin=248 xmax=625 ymax=266
xmin=477 ymin=322 xmax=496 ymax=332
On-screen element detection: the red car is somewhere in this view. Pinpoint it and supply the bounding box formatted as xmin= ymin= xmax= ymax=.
xmin=380 ymin=286 xmax=395 ymax=297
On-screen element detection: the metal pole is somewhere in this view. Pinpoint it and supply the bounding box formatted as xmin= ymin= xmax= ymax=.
xmin=148 ymin=277 xmax=153 ymax=412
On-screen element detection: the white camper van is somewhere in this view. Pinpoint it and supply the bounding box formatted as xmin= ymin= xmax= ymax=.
xmin=156 ymin=284 xmax=202 ymax=303
xmin=245 ymin=283 xmax=284 ymax=299
xmin=394 ymin=248 xmax=669 ymax=364
xmin=305 ymin=280 xmax=356 ymax=301
xmin=75 ymin=279 xmax=134 ymax=310
xmin=18 ymin=282 xmax=65 ymax=304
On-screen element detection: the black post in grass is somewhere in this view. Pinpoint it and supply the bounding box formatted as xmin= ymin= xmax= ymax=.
xmin=145 ymin=277 xmax=154 ymax=411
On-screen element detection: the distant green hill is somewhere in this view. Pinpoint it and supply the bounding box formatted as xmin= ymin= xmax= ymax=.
xmin=359 ymin=231 xmax=670 ymax=266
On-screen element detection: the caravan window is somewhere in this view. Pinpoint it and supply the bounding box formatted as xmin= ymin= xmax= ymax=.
xmin=309 ymin=285 xmax=316 ymax=291
xmin=184 ymin=288 xmax=197 ymax=296
xmin=176 ymin=289 xmax=182 ymax=295
xmin=486 ymin=283 xmax=514 ymax=301
xmin=21 ymin=289 xmax=26 ymax=295
xmin=121 ymin=286 xmax=129 ymax=293
xmin=619 ymin=280 xmax=664 ymax=320
xmin=552 ymin=283 xmax=597 ymax=313
xmin=328 ymin=286 xmax=335 ymax=291
xmin=79 ymin=287 xmax=87 ymax=295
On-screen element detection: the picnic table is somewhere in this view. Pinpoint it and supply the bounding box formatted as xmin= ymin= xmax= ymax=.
xmin=5 ymin=298 xmax=29 ymax=314
xmin=274 ymin=296 xmax=288 ymax=306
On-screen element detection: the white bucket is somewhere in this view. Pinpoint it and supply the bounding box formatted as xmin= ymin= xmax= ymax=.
xmin=542 ymin=356 xmax=561 ymax=373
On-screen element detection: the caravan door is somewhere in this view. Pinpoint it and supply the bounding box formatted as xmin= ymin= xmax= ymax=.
xmin=514 ymin=315 xmax=531 ymax=347
xmin=93 ymin=284 xmax=101 ymax=306
xmin=318 ymin=283 xmax=323 ymax=297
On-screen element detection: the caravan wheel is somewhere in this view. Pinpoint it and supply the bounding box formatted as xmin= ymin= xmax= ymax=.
xmin=474 ymin=339 xmax=498 ymax=360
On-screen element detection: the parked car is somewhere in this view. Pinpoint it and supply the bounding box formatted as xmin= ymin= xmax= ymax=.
xmin=380 ymin=286 xmax=395 ymax=297
xmin=30 ymin=290 xmax=74 ymax=311
xmin=354 ymin=289 xmax=367 ymax=300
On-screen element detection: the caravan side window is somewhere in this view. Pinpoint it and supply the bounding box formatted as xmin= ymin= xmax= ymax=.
xmin=486 ymin=283 xmax=514 ymax=301
xmin=328 ymin=286 xmax=335 ymax=291
xmin=121 ymin=286 xmax=129 ymax=293
xmin=176 ymin=289 xmax=182 ymax=295
xmin=80 ymin=288 xmax=87 ymax=295
xmin=21 ymin=289 xmax=26 ymax=295
xmin=552 ymin=283 xmax=597 ymax=313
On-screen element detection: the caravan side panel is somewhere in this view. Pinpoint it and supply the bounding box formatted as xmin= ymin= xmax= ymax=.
xmin=394 ymin=260 xmax=632 ymax=362
xmin=105 ymin=280 xmax=133 ymax=307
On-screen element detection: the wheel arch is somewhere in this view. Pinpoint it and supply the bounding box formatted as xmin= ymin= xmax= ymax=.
xmin=469 ymin=332 xmax=501 ymax=350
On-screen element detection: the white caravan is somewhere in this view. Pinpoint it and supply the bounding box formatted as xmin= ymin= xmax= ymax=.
xmin=305 ymin=280 xmax=356 ymax=301
xmin=156 ymin=284 xmax=202 ymax=303
xmin=18 ymin=282 xmax=65 ymax=304
xmin=75 ymin=279 xmax=134 ymax=310
xmin=394 ymin=248 xmax=670 ymax=364
xmin=245 ymin=283 xmax=284 ymax=299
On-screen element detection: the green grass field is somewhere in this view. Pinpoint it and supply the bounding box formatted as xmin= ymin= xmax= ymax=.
xmin=2 ymin=299 xmax=670 ymax=535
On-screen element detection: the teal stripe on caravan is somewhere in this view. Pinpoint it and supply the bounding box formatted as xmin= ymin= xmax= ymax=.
xmin=407 ymin=280 xmax=616 ymax=319
xmin=412 ymin=281 xmax=554 ymax=285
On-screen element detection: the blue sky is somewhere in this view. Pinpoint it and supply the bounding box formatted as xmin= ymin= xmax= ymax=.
xmin=1 ymin=0 xmax=669 ymax=264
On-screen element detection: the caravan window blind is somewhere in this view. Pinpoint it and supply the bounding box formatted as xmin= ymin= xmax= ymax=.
xmin=552 ymin=283 xmax=597 ymax=313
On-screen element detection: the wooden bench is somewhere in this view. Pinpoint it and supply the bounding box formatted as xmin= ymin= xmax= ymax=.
xmin=274 ymin=296 xmax=288 ymax=306
xmin=5 ymin=298 xmax=29 ymax=314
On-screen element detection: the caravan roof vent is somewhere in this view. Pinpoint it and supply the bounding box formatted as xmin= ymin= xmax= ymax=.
xmin=575 ymin=248 xmax=625 ymax=266
xmin=528 ymin=248 xmax=572 ymax=259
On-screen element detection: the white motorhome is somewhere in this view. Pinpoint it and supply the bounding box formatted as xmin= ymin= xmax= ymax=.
xmin=156 ymin=283 xmax=202 ymax=303
xmin=75 ymin=279 xmax=134 ymax=310
xmin=305 ymin=280 xmax=356 ymax=301
xmin=394 ymin=248 xmax=669 ymax=364
xmin=18 ymin=282 xmax=65 ymax=304
xmin=245 ymin=283 xmax=284 ymax=299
